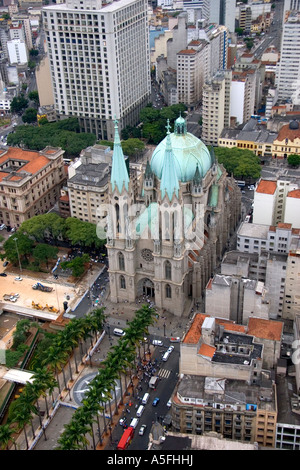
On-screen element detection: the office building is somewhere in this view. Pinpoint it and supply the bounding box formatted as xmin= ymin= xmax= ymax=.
xmin=276 ymin=10 xmax=300 ymax=104
xmin=42 ymin=0 xmax=151 ymax=140
xmin=202 ymin=70 xmax=231 ymax=146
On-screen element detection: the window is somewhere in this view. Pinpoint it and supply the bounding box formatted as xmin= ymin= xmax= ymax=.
xmin=166 ymin=284 xmax=172 ymax=299
xmin=118 ymin=252 xmax=125 ymax=271
xmin=165 ymin=260 xmax=172 ymax=280
xmin=120 ymin=275 xmax=126 ymax=289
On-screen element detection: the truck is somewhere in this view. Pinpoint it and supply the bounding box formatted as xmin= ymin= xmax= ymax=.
xmin=149 ymin=375 xmax=159 ymax=389
xmin=32 ymin=283 xmax=53 ymax=292
xmin=3 ymin=294 xmax=18 ymax=302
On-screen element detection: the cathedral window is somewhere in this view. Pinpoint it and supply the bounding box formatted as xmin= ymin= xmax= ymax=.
xmin=166 ymin=284 xmax=172 ymax=298
xmin=165 ymin=261 xmax=172 ymax=280
xmin=118 ymin=252 xmax=125 ymax=271
xmin=120 ymin=275 xmax=126 ymax=289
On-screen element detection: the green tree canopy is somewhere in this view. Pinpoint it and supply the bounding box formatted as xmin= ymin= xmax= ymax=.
xmin=7 ymin=118 xmax=96 ymax=158
xmin=287 ymin=154 xmax=300 ymax=167
xmin=10 ymin=95 xmax=28 ymax=114
xmin=61 ymin=253 xmax=90 ymax=277
xmin=33 ymin=244 xmax=58 ymax=268
xmin=22 ymin=107 xmax=37 ymax=124
xmin=2 ymin=233 xmax=34 ymax=265
xmin=214 ymin=147 xmax=261 ymax=180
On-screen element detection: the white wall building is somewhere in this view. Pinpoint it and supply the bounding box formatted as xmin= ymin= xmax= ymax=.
xmin=276 ymin=11 xmax=300 ymax=104
xmin=42 ymin=0 xmax=151 ymax=140
xmin=7 ymin=39 xmax=28 ymax=65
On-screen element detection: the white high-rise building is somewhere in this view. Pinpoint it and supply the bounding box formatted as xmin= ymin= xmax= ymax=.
xmin=42 ymin=0 xmax=151 ymax=140
xmin=276 ymin=10 xmax=300 ymax=104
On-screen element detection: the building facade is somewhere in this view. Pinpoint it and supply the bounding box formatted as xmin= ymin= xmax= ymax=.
xmin=106 ymin=116 xmax=241 ymax=316
xmin=42 ymin=0 xmax=151 ymax=140
xmin=0 ymin=146 xmax=66 ymax=229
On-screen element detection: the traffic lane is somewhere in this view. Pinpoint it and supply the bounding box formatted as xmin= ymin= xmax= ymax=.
xmin=109 ymin=344 xmax=180 ymax=450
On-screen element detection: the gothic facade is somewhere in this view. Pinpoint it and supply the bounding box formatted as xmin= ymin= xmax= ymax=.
xmin=106 ymin=117 xmax=241 ymax=317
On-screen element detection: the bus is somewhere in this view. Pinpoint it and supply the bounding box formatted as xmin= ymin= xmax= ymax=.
xmin=117 ymin=426 xmax=135 ymax=450
xmin=235 ymin=180 xmax=245 ymax=188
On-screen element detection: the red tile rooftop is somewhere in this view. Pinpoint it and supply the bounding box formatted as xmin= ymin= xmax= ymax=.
xmin=277 ymin=222 xmax=292 ymax=229
xmin=0 ymin=148 xmax=50 ymax=182
xmin=287 ymin=189 xmax=300 ymax=199
xmin=198 ymin=343 xmax=216 ymax=359
xmin=247 ymin=317 xmax=283 ymax=341
xmin=256 ymin=180 xmax=277 ymax=195
xmin=183 ymin=314 xmax=246 ymax=345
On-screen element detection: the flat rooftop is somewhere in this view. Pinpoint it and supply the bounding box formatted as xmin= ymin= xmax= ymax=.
xmin=238 ymin=222 xmax=269 ymax=239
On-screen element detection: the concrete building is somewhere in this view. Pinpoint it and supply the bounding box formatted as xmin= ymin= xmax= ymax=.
xmin=42 ymin=0 xmax=151 ymax=140
xmin=174 ymin=313 xmax=280 ymax=447
xmin=230 ymin=69 xmax=256 ymax=125
xmin=7 ymin=39 xmax=28 ymax=66
xmin=283 ymin=237 xmax=300 ymax=321
xmin=202 ymin=70 xmax=231 ymax=146
xmin=252 ymin=178 xmax=300 ymax=228
xmin=276 ymin=10 xmax=300 ymax=104
xmin=0 ymin=146 xmax=66 ymax=229
xmin=67 ymin=144 xmax=111 ymax=224
xmin=205 ymin=274 xmax=270 ymax=324
xmin=237 ymin=222 xmax=298 ymax=255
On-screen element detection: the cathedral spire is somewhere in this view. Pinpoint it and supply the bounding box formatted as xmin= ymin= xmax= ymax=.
xmin=110 ymin=118 xmax=129 ymax=193
xmin=160 ymin=119 xmax=179 ymax=201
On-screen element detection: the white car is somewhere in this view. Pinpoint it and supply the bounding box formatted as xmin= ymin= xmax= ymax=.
xmin=152 ymin=339 xmax=163 ymax=346
xmin=167 ymin=346 xmax=174 ymax=354
xmin=14 ymin=276 xmax=23 ymax=281
xmin=139 ymin=424 xmax=147 ymax=436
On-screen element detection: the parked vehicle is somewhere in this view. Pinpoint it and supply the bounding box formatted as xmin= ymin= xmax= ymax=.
xmin=162 ymin=351 xmax=170 ymax=362
xmin=129 ymin=418 xmax=139 ymax=429
xmin=0 ymin=273 xmax=7 ymax=277
xmin=136 ymin=405 xmax=145 ymax=418
xmin=3 ymin=261 xmax=8 ymax=267
xmin=32 ymin=282 xmax=53 ymax=292
xmin=169 ymin=337 xmax=180 ymax=343
xmin=0 ymin=224 xmax=6 ymax=230
xmin=14 ymin=276 xmax=22 ymax=281
xmin=142 ymin=393 xmax=150 ymax=405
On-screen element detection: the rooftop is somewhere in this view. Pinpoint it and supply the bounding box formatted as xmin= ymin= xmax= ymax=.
xmin=256 ymin=179 xmax=277 ymax=195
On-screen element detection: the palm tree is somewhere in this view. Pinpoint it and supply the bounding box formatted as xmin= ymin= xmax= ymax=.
xmin=10 ymin=405 xmax=31 ymax=450
xmin=0 ymin=423 xmax=16 ymax=450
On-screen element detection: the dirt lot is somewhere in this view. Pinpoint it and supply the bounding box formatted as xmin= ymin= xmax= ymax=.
xmin=0 ymin=272 xmax=78 ymax=314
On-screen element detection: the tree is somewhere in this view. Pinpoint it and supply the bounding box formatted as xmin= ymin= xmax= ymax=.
xmin=287 ymin=154 xmax=300 ymax=167
xmin=10 ymin=95 xmax=28 ymax=114
xmin=121 ymin=138 xmax=145 ymax=158
xmin=60 ymin=254 xmax=90 ymax=278
xmin=214 ymin=146 xmax=261 ymax=180
xmin=2 ymin=232 xmax=34 ymax=265
xmin=28 ymin=90 xmax=40 ymax=105
xmin=33 ymin=244 xmax=58 ymax=268
xmin=22 ymin=107 xmax=37 ymax=124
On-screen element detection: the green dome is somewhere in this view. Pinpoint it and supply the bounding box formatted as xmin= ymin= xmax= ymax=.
xmin=150 ymin=117 xmax=212 ymax=183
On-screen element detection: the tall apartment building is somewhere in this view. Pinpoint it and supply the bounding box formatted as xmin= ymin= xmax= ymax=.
xmin=42 ymin=0 xmax=151 ymax=140
xmin=276 ymin=10 xmax=300 ymax=104
xmin=202 ymin=70 xmax=231 ymax=146
xmin=209 ymin=0 xmax=236 ymax=33
xmin=230 ymin=69 xmax=256 ymax=125
xmin=283 ymin=237 xmax=300 ymax=321
xmin=177 ymin=40 xmax=208 ymax=110
xmin=0 ymin=147 xmax=66 ymax=229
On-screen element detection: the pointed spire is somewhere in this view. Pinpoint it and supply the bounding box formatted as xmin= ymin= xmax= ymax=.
xmin=160 ymin=119 xmax=179 ymax=201
xmin=193 ymin=163 xmax=202 ymax=185
xmin=145 ymin=160 xmax=153 ymax=179
xmin=110 ymin=118 xmax=129 ymax=193
xmin=210 ymin=145 xmax=216 ymax=164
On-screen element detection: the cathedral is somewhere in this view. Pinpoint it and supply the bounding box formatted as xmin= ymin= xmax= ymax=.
xmin=105 ymin=116 xmax=241 ymax=317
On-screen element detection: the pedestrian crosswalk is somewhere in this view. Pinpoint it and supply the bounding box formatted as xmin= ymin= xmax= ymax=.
xmin=157 ymin=368 xmax=171 ymax=379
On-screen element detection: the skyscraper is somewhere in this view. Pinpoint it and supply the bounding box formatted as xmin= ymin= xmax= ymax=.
xmin=42 ymin=0 xmax=151 ymax=140
xmin=276 ymin=10 xmax=300 ymax=103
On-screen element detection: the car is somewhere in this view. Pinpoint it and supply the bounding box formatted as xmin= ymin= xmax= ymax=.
xmin=152 ymin=339 xmax=163 ymax=346
xmin=119 ymin=417 xmax=127 ymax=427
xmin=167 ymin=399 xmax=172 ymax=408
xmin=14 ymin=276 xmax=23 ymax=281
xmin=167 ymin=345 xmax=174 ymax=354
xmin=139 ymin=424 xmax=147 ymax=436
xmin=169 ymin=337 xmax=180 ymax=343
xmin=0 ymin=224 xmax=6 ymax=230
xmin=3 ymin=261 xmax=8 ymax=267
xmin=152 ymin=397 xmax=160 ymax=407
xmin=0 ymin=273 xmax=7 ymax=277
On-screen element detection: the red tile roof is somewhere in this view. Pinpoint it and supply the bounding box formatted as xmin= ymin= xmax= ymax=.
xmin=0 ymin=148 xmax=50 ymax=183
xmin=256 ymin=179 xmax=277 ymax=195
xmin=247 ymin=317 xmax=283 ymax=341
xmin=287 ymin=189 xmax=300 ymax=199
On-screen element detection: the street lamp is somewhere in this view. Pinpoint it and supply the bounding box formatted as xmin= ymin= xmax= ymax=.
xmin=13 ymin=237 xmax=22 ymax=273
